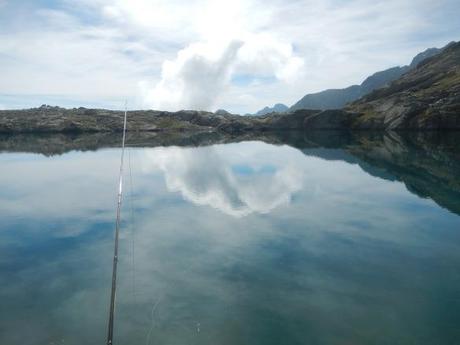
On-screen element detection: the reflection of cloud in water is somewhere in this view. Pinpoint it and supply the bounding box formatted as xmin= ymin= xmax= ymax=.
xmin=142 ymin=144 xmax=304 ymax=217
xmin=3 ymin=141 xmax=460 ymax=344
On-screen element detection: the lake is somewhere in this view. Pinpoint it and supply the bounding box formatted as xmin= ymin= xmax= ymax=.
xmin=1 ymin=131 xmax=460 ymax=345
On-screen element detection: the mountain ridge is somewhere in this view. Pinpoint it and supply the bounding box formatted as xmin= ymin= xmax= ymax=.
xmin=288 ymin=43 xmax=451 ymax=111
xmin=252 ymin=103 xmax=289 ymax=116
xmin=345 ymin=41 xmax=460 ymax=129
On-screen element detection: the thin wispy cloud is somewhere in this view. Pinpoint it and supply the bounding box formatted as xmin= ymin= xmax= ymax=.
xmin=0 ymin=0 xmax=458 ymax=112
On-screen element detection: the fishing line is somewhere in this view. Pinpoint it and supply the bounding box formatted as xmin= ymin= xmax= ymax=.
xmin=128 ymin=146 xmax=136 ymax=305
xmin=107 ymin=101 xmax=128 ymax=345
xmin=145 ymin=296 xmax=162 ymax=345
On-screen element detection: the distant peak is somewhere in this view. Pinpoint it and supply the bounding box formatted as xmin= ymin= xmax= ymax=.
xmin=215 ymin=109 xmax=231 ymax=115
xmin=254 ymin=103 xmax=289 ymax=116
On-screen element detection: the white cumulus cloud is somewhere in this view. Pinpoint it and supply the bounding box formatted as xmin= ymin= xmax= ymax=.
xmin=140 ymin=34 xmax=304 ymax=111
xmin=140 ymin=40 xmax=243 ymax=111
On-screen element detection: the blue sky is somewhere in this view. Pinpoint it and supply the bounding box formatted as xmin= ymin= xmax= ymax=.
xmin=0 ymin=0 xmax=459 ymax=113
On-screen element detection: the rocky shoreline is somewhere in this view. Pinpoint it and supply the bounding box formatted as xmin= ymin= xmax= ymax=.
xmin=0 ymin=105 xmax=349 ymax=133
xmin=0 ymin=103 xmax=457 ymax=134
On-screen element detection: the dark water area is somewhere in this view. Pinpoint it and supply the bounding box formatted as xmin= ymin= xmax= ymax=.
xmin=1 ymin=131 xmax=460 ymax=345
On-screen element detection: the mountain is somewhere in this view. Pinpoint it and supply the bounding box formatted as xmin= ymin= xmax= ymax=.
xmin=215 ymin=109 xmax=231 ymax=115
xmin=290 ymin=44 xmax=449 ymax=111
xmin=409 ymin=46 xmax=444 ymax=67
xmin=253 ymin=103 xmax=289 ymax=116
xmin=346 ymin=41 xmax=460 ymax=130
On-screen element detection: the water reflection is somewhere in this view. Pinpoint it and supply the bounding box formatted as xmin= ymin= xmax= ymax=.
xmin=141 ymin=143 xmax=304 ymax=216
xmin=1 ymin=131 xmax=460 ymax=345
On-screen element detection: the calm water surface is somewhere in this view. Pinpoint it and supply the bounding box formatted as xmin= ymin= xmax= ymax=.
xmin=1 ymin=132 xmax=460 ymax=345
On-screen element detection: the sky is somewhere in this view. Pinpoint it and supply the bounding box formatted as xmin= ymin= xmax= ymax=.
xmin=0 ymin=0 xmax=459 ymax=113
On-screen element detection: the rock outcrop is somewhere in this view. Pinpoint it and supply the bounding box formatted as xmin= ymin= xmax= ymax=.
xmin=0 ymin=106 xmax=237 ymax=133
xmin=0 ymin=106 xmax=338 ymax=133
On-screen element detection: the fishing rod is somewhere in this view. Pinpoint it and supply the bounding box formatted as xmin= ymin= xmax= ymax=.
xmin=107 ymin=103 xmax=128 ymax=345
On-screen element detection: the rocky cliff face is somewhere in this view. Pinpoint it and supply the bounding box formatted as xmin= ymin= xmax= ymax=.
xmin=289 ymin=44 xmax=447 ymax=111
xmin=348 ymin=42 xmax=460 ymax=130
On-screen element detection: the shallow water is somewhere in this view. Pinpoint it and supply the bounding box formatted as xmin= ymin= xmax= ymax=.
xmin=1 ymin=131 xmax=460 ymax=345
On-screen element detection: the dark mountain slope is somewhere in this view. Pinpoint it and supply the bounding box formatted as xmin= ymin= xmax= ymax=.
xmin=348 ymin=41 xmax=460 ymax=129
xmin=290 ymin=44 xmax=447 ymax=111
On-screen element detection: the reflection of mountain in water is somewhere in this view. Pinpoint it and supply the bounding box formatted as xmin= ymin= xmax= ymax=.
xmin=301 ymin=147 xmax=398 ymax=181
xmin=294 ymin=131 xmax=460 ymax=216
xmin=349 ymin=134 xmax=460 ymax=216
xmin=1 ymin=130 xmax=459 ymax=216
